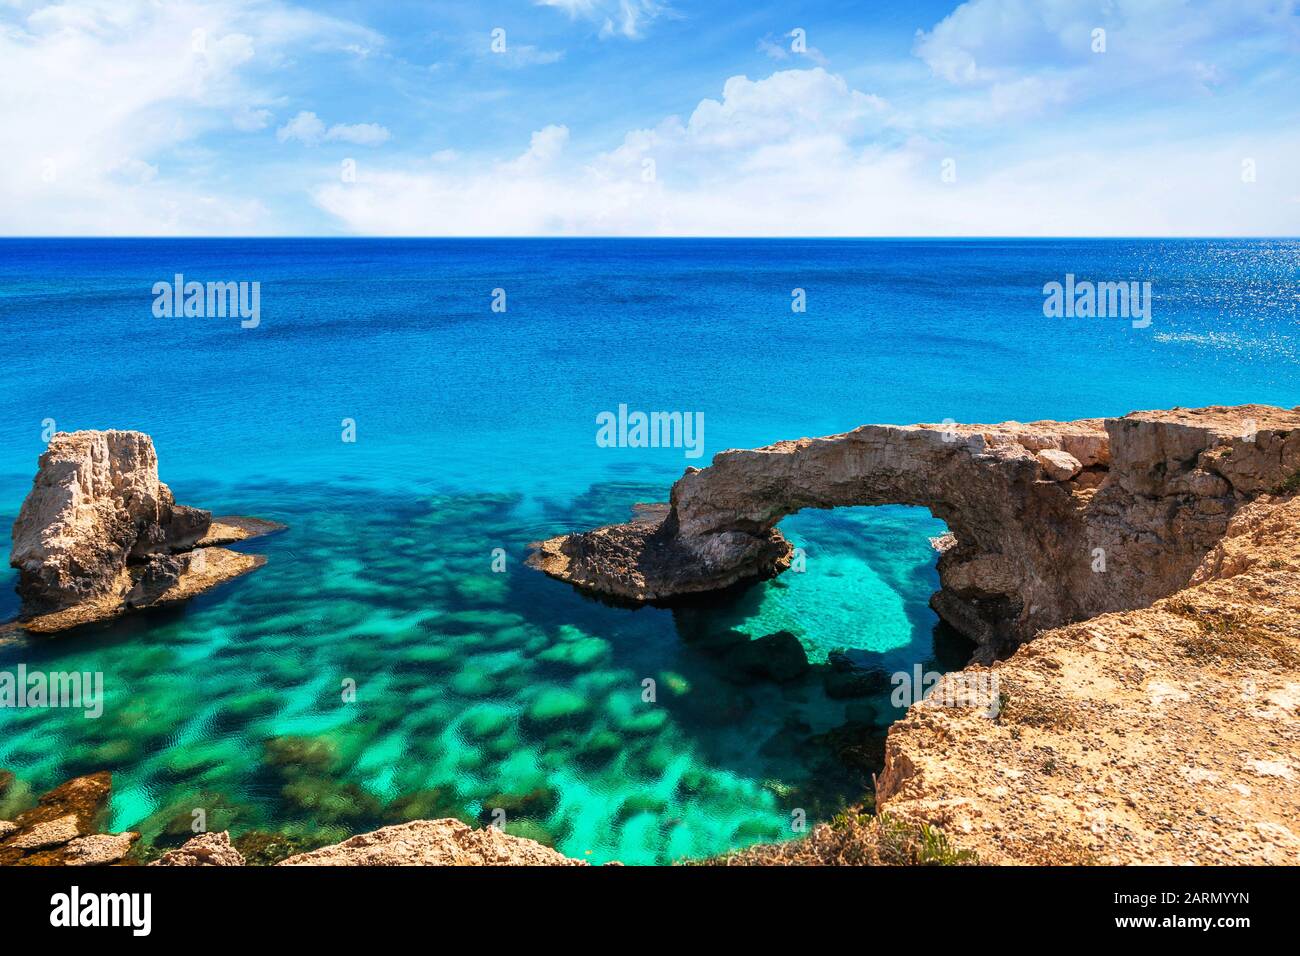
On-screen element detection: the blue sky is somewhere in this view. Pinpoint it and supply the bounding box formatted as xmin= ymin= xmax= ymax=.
xmin=2 ymin=0 xmax=1298 ymax=235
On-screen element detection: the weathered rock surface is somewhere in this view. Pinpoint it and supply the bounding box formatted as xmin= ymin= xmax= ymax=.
xmin=151 ymin=831 xmax=245 ymax=867
xmin=64 ymin=832 xmax=140 ymax=866
xmin=531 ymin=405 xmax=1300 ymax=660
xmin=199 ymin=516 xmax=288 ymax=547
xmin=1035 ymin=448 xmax=1082 ymax=481
xmin=0 ymin=770 xmax=138 ymax=866
xmin=277 ymin=819 xmax=587 ymax=866
xmin=8 ymin=430 xmax=283 ymax=633
xmin=876 ymin=493 xmax=1300 ymax=864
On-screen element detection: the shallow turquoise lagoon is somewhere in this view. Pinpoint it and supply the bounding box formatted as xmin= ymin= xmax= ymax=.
xmin=0 ymin=483 xmax=959 ymax=864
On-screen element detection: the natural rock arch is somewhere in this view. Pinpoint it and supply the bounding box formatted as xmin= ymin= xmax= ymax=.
xmin=529 ymin=406 xmax=1300 ymax=659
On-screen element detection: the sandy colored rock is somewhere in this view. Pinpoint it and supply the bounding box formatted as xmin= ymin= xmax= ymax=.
xmin=7 ymin=814 xmax=81 ymax=851
xmin=151 ymin=831 xmax=246 ymax=866
xmin=11 ymin=771 xmax=110 ymax=835
xmin=1035 ymin=448 xmax=1082 ymax=481
xmin=64 ymin=832 xmax=139 ymax=866
xmin=532 ymin=405 xmax=1300 ymax=660
xmin=277 ymin=819 xmax=586 ymax=866
xmin=0 ymin=822 xmax=16 ymax=841
xmin=10 ymin=431 xmax=203 ymax=612
xmin=876 ymin=495 xmax=1300 ymax=865
xmin=0 ymin=770 xmax=113 ymax=865
xmin=7 ymin=430 xmax=282 ymax=633
xmin=199 ymin=516 xmax=287 ymax=546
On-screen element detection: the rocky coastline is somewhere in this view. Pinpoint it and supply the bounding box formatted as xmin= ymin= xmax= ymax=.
xmin=530 ymin=405 xmax=1300 ymax=662
xmin=5 ymin=430 xmax=283 ymax=634
xmin=0 ymin=771 xmax=587 ymax=866
xmin=531 ymin=404 xmax=1300 ymax=864
xmin=4 ymin=408 xmax=1297 ymax=866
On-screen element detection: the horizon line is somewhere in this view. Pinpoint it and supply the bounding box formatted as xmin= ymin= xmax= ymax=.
xmin=1 ymin=235 xmax=1297 ymax=241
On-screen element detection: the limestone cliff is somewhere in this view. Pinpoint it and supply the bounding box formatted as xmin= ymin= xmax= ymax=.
xmin=530 ymin=405 xmax=1300 ymax=659
xmin=7 ymin=430 xmax=284 ymax=633
xmin=875 ymin=493 xmax=1300 ymax=864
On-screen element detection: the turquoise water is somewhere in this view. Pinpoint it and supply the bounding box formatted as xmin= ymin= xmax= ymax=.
xmin=0 ymin=239 xmax=1296 ymax=862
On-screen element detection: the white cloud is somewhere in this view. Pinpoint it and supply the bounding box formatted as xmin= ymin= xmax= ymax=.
xmin=6 ymin=0 xmax=1297 ymax=237
xmin=685 ymin=69 xmax=886 ymax=149
xmin=325 ymin=122 xmax=391 ymax=146
xmin=758 ymin=31 xmax=827 ymax=66
xmin=512 ymin=125 xmax=570 ymax=166
xmin=914 ymin=0 xmax=1300 ymax=101
xmin=232 ymin=106 xmax=273 ymax=131
xmin=536 ymin=0 xmax=671 ymax=39
xmin=491 ymin=43 xmax=565 ymax=67
xmin=310 ymin=62 xmax=1300 ymax=237
xmin=277 ymin=111 xmax=391 ymax=146
xmin=0 ymin=0 xmax=381 ymax=235
xmin=276 ymin=110 xmax=327 ymax=145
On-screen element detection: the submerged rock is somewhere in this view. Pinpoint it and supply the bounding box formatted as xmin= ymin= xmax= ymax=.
xmin=822 ymin=652 xmax=891 ymax=699
xmin=722 ymin=631 xmax=810 ymax=683
xmin=8 ymin=430 xmax=284 ymax=633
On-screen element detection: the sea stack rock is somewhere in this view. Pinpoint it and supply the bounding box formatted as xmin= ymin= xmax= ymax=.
xmin=529 ymin=405 xmax=1300 ymax=661
xmin=8 ymin=430 xmax=284 ymax=633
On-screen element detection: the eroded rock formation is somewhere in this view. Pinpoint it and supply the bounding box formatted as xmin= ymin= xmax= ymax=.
xmin=875 ymin=493 xmax=1300 ymax=864
xmin=7 ymin=430 xmax=284 ymax=633
xmin=151 ymin=831 xmax=246 ymax=867
xmin=531 ymin=405 xmax=1300 ymax=659
xmin=0 ymin=771 xmax=140 ymax=866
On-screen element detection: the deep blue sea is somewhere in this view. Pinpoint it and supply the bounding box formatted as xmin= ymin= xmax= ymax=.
xmin=0 ymin=239 xmax=1296 ymax=863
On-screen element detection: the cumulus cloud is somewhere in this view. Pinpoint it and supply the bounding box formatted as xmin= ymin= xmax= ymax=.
xmin=0 ymin=0 xmax=381 ymax=234
xmin=277 ymin=111 xmax=391 ymax=146
xmin=913 ymin=0 xmax=1300 ymax=121
xmin=7 ymin=0 xmax=1298 ymax=237
xmin=276 ymin=110 xmax=327 ymax=145
xmin=310 ymin=56 xmax=1300 ymax=237
xmin=508 ymin=125 xmax=570 ymax=168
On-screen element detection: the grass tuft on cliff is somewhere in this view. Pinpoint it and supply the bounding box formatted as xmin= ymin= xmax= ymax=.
xmin=1274 ymin=469 xmax=1300 ymax=496
xmin=700 ymin=810 xmax=978 ymax=866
